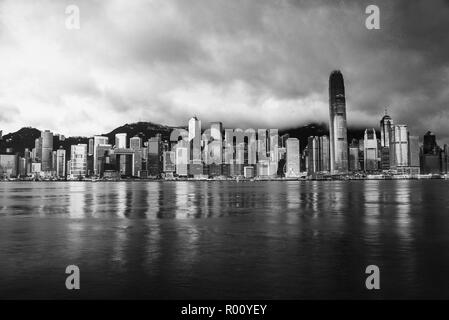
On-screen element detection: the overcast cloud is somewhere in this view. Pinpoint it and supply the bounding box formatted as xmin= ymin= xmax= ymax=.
xmin=0 ymin=0 xmax=448 ymax=142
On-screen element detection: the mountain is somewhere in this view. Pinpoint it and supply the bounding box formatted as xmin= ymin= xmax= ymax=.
xmin=0 ymin=121 xmax=375 ymax=155
xmin=103 ymin=121 xmax=183 ymax=146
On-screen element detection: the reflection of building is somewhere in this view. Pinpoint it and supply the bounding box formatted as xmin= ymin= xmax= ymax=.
xmin=364 ymin=129 xmax=378 ymax=171
xmin=329 ymin=70 xmax=348 ymax=173
xmin=286 ymin=138 xmax=300 ymax=178
xmin=70 ymin=144 xmax=87 ymax=178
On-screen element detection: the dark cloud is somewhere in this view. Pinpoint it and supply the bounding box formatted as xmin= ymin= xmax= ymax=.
xmin=0 ymin=0 xmax=448 ymax=144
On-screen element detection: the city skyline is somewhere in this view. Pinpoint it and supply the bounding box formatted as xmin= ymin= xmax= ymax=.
xmin=1 ymin=0 xmax=449 ymax=143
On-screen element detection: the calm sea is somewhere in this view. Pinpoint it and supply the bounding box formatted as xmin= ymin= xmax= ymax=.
xmin=1 ymin=180 xmax=449 ymax=299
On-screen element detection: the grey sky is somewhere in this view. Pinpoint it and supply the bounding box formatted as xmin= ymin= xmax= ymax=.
xmin=0 ymin=0 xmax=448 ymax=142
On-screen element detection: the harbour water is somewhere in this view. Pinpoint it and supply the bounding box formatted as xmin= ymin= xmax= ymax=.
xmin=1 ymin=180 xmax=449 ymax=299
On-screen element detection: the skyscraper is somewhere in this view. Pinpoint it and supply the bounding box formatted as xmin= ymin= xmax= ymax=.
xmin=363 ymin=128 xmax=378 ymax=171
xmin=380 ymin=111 xmax=393 ymax=147
xmin=286 ymin=138 xmax=300 ymax=178
xmin=328 ymin=70 xmax=348 ymax=174
xmin=188 ymin=116 xmax=202 ymax=162
xmin=390 ymin=125 xmax=409 ymax=168
xmin=41 ymin=130 xmax=53 ymax=172
xmin=56 ymin=148 xmax=66 ymax=178
xmin=93 ymin=136 xmax=109 ymax=175
xmin=70 ymin=144 xmax=87 ymax=179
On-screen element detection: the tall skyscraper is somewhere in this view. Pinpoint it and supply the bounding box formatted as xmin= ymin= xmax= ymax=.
xmin=380 ymin=111 xmax=393 ymax=147
xmin=286 ymin=138 xmax=300 ymax=178
xmin=41 ymin=130 xmax=53 ymax=172
xmin=408 ymin=135 xmax=420 ymax=170
xmin=328 ymin=70 xmax=348 ymax=174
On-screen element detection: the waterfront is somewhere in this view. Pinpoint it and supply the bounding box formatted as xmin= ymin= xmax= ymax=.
xmin=1 ymin=180 xmax=449 ymax=299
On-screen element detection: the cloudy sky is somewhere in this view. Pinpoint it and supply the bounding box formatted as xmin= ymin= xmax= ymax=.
xmin=0 ymin=0 xmax=448 ymax=141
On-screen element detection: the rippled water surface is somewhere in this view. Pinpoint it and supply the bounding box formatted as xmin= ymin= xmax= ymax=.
xmin=1 ymin=180 xmax=449 ymax=299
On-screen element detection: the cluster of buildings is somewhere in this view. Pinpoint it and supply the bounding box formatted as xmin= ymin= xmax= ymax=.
xmin=1 ymin=70 xmax=449 ymax=180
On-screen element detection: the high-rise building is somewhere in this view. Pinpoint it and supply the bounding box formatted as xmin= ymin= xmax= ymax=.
xmin=41 ymin=130 xmax=53 ymax=172
xmin=115 ymin=133 xmax=127 ymax=149
xmin=364 ymin=128 xmax=378 ymax=171
xmin=423 ymin=131 xmax=437 ymax=155
xmin=349 ymin=139 xmax=360 ymax=172
xmin=286 ymin=138 xmax=300 ymax=178
xmin=328 ymin=70 xmax=348 ymax=174
xmin=380 ymin=111 xmax=393 ymax=147
xmin=70 ymin=144 xmax=87 ymax=179
xmin=422 ymin=131 xmax=441 ymax=174
xmin=148 ymin=135 xmax=162 ymax=177
xmin=408 ymin=135 xmax=420 ymax=171
xmin=56 ymin=148 xmax=66 ymax=178
xmin=319 ymin=136 xmax=330 ymax=172
xmin=93 ymin=136 xmax=109 ymax=175
xmin=0 ymin=154 xmax=18 ymax=178
xmin=34 ymin=137 xmax=42 ymax=162
xmin=189 ymin=117 xmax=202 ymax=162
xmin=390 ymin=125 xmax=409 ymax=168
xmin=96 ymin=144 xmax=113 ymax=176
xmin=175 ymin=140 xmax=188 ymax=177
xmin=307 ymin=136 xmax=320 ymax=175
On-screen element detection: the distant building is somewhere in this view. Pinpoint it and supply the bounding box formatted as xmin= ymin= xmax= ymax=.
xmin=56 ymin=148 xmax=66 ymax=178
xmin=244 ymin=166 xmax=255 ymax=178
xmin=115 ymin=133 xmax=127 ymax=149
xmin=130 ymin=136 xmax=142 ymax=150
xmin=93 ymin=136 xmax=108 ymax=175
xmin=0 ymin=154 xmax=18 ymax=178
xmin=148 ymin=136 xmax=162 ymax=177
xmin=319 ymin=136 xmax=330 ymax=172
xmin=41 ymin=130 xmax=53 ymax=172
xmin=70 ymin=144 xmax=88 ymax=179
xmin=364 ymin=128 xmax=378 ymax=171
xmin=349 ymin=139 xmax=360 ymax=172
xmin=408 ymin=135 xmax=420 ymax=170
xmin=175 ymin=140 xmax=188 ymax=177
xmin=286 ymin=138 xmax=300 ymax=178
xmin=390 ymin=125 xmax=409 ymax=168
xmin=380 ymin=111 xmax=393 ymax=147
xmin=163 ymin=151 xmax=176 ymax=173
